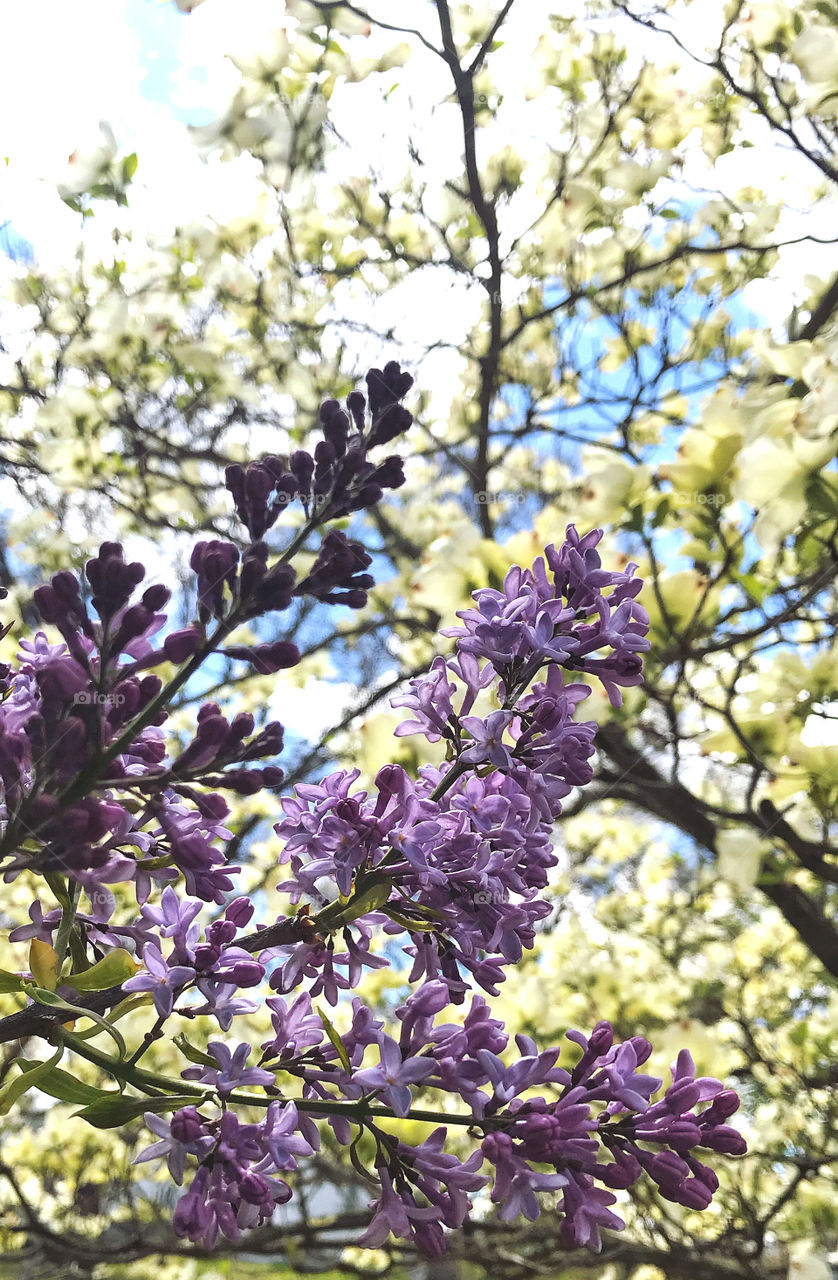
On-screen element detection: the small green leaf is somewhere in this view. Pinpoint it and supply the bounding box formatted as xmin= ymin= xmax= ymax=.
xmin=317 ymin=1006 xmax=351 ymax=1073
xmin=173 ymin=1033 xmax=217 ymax=1068
xmin=0 ymin=970 xmax=24 ymax=994
xmin=122 ymin=152 xmax=138 ymax=180
xmin=318 ymin=875 xmax=392 ymax=930
xmin=0 ymin=1048 xmax=63 ymax=1115
xmin=16 ymin=1061 xmax=112 ymax=1106
xmin=74 ymin=1093 xmax=201 ymax=1130
xmin=67 ymin=948 xmax=139 ymax=991
xmin=383 ymin=907 xmax=439 ymax=933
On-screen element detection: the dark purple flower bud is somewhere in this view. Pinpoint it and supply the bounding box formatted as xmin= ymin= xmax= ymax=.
xmin=33 ymin=584 xmax=64 ymax=624
xmin=208 ymin=919 xmax=238 ymax=946
xmin=699 ymin=1126 xmax=747 ymax=1155
xmin=246 ymin=466 xmax=272 ymax=503
xmin=295 ymin=530 xmax=374 ymax=607
xmin=194 ymin=943 xmax=223 ymax=973
xmin=241 ymin=721 xmax=285 ymax=761
xmin=658 ymin=1120 xmax=703 ymax=1149
xmin=290 ymin=450 xmax=314 ymax=492
xmin=172 ymin=785 xmax=230 ymax=823
xmin=52 ymin=570 xmax=83 ymax=606
xmin=240 ymin=1171 xmax=273 ymax=1205
xmin=368 ymin=403 xmax=413 ymax=449
xmin=110 ymin=603 xmax=154 ymax=653
xmin=170 ymin=1107 xmax=206 ymax=1143
xmin=675 ymin=1179 xmax=714 ymax=1210
xmin=228 ymin=712 xmax=255 ymax=744
xmin=223 ymin=640 xmax=300 ymax=674
xmin=231 ymin=464 xmax=275 ymax=539
xmin=164 ymin=627 xmax=203 ymax=664
xmin=225 ymin=463 xmax=246 ymax=502
xmin=143 ymin=584 xmax=171 ymax=611
xmin=597 ymin=1154 xmax=642 ymax=1188
xmin=703 ymin=1089 xmax=740 ymax=1121
xmin=346 ymin=483 xmax=383 ymax=512
xmin=225 ymin=897 xmax=254 ymax=928
xmin=332 ymin=588 xmax=368 ymax=608
xmin=190 ymin=541 xmax=239 ymax=622
xmin=251 ymin=564 xmax=296 ymax=617
xmin=219 ymin=768 xmax=267 ymax=795
xmin=173 ymin=1174 xmax=213 ymax=1242
xmin=373 ymin=456 xmax=406 ymax=489
xmin=321 ymin=400 xmax=350 ymax=456
xmin=86 ymin=543 xmax=145 ymax=619
xmin=228 ymin=959 xmax=265 ymax=987
xmin=365 ymin=362 xmax=413 ymax=416
xmin=346 ymin=389 xmax=366 ymax=432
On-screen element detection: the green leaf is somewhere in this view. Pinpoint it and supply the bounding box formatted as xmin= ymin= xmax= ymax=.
xmin=317 ymin=1006 xmax=351 ymax=1073
xmin=70 ymin=993 xmax=151 ymax=1042
xmin=122 ymin=152 xmax=138 ymax=180
xmin=16 ymin=1061 xmax=113 ymax=1106
xmin=67 ymin=948 xmax=139 ymax=991
xmin=74 ymin=1093 xmax=201 ymax=1130
xmin=318 ymin=875 xmax=392 ymax=930
xmin=735 ymin=572 xmax=767 ymax=606
xmin=173 ymin=1033 xmax=218 ymax=1068
xmin=0 ymin=1048 xmax=63 ymax=1115
xmin=0 ymin=970 xmax=24 ymax=994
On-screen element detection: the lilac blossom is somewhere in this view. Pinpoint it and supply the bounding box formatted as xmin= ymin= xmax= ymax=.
xmin=0 ymin=398 xmax=746 ymax=1267
xmin=182 ymin=1041 xmax=275 ymax=1095
xmin=349 ymin=1034 xmax=437 ymax=1116
xmin=124 ymin=943 xmax=194 ymax=1017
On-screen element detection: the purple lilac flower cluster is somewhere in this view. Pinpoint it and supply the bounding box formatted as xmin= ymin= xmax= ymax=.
xmin=136 ymin=1099 xmax=316 ymax=1246
xmin=270 ymin=527 xmax=650 ymax=1002
xmin=0 ymin=364 xmax=745 ymax=1262
xmin=135 ymin=985 xmax=745 ymax=1254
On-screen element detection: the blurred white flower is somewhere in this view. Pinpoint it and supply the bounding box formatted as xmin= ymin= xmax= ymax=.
xmin=56 ymin=121 xmax=118 ymax=199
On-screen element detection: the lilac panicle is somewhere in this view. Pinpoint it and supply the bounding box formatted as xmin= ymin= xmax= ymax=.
xmin=0 ymin=363 xmax=745 ymax=1265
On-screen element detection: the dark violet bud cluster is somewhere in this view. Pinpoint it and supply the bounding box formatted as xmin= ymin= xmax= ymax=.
xmin=223 ymin=360 xmax=412 ymax=541
xmin=0 ymin=364 xmax=745 ymax=1268
xmin=294 ymin=529 xmax=374 ymax=608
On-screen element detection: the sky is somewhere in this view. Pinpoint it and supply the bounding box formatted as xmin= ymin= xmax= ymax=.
xmin=0 ymin=0 xmax=830 ymax=320
xmin=0 ymin=0 xmax=280 ymax=263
